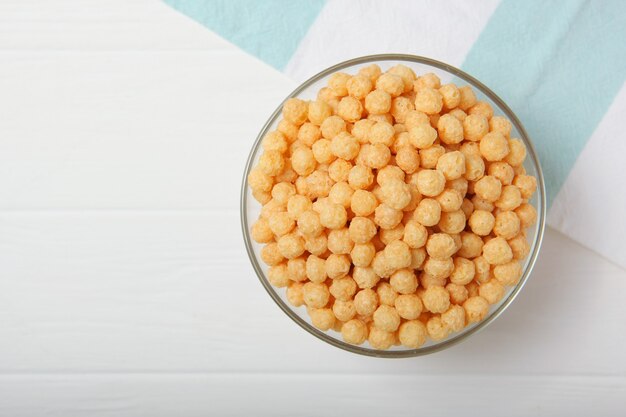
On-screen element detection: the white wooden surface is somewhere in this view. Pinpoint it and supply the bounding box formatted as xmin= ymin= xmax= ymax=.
xmin=0 ymin=1 xmax=625 ymax=416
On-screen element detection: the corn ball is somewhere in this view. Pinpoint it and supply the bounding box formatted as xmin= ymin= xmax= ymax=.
xmin=405 ymin=110 xmax=430 ymax=130
xmin=408 ymin=124 xmax=437 ymax=149
xmin=375 ymin=203 xmax=403 ymax=230
xmin=480 ymin=132 xmax=509 ymax=162
xmin=297 ymin=123 xmax=321 ymax=147
xmin=291 ymin=147 xmax=316 ymax=176
xmin=410 ymin=248 xmax=427 ymax=270
xmin=328 ymin=228 xmax=354 ymax=255
xmin=489 ymin=115 xmax=512 ymax=137
xmin=449 ymin=256 xmax=475 ymax=285
xmin=303 ymin=233 xmax=327 ymax=257
xmin=442 ymin=304 xmax=466 ymax=333
xmin=496 ymin=185 xmax=523 ymax=211
xmin=351 ymin=119 xmax=375 ymax=143
xmin=368 ymin=121 xmax=395 ymax=146
xmin=401 ymin=220 xmax=427 ymax=249
xmin=302 ymin=282 xmax=330 ymax=309
xmin=368 ymin=326 xmax=395 ymax=350
xmin=515 ymin=203 xmax=537 ymax=228
xmin=395 ymin=146 xmax=420 ymax=174
xmin=354 ymin=288 xmax=379 ymax=316
xmin=364 ymin=143 xmax=391 ymax=169
xmin=415 ymin=169 xmax=445 ymax=197
xmin=267 ymin=263 xmax=290 ymax=288
xmin=460 ymin=198 xmax=474 ymax=218
xmin=353 ymin=266 xmax=380 ymax=289
xmin=463 ymin=296 xmax=489 ymax=323
xmin=282 ymin=98 xmax=308 ymax=125
xmin=349 ymin=217 xmax=377 ymax=244
xmin=437 ymin=114 xmax=464 ymax=145
xmin=508 ymin=234 xmax=530 ymax=260
xmin=435 ymin=151 xmax=465 ymax=181
xmin=328 ymin=181 xmax=354 ymax=208
xmin=329 ymin=276 xmax=357 ymax=302
xmin=376 ymin=282 xmax=399 ymax=306
xmin=420 ymin=145 xmax=446 ymax=169
xmin=310 ymin=308 xmax=335 ymax=330
xmin=372 ymin=304 xmax=401 ymax=332
xmin=342 ymin=319 xmax=368 ymax=344
xmin=358 ymin=64 xmax=382 ymax=83
xmin=493 ymin=211 xmax=521 ymax=239
xmin=346 ymin=74 xmax=373 ymax=100
xmin=346 ymin=164 xmax=373 ymax=190
xmin=478 ymin=279 xmax=505 ymax=304
xmin=252 ymin=189 xmax=271 ymax=205
xmin=318 ymin=203 xmax=347 ymax=230
xmin=482 ymin=237 xmax=513 ymax=265
xmin=457 ymin=85 xmax=477 ymax=111
xmin=438 ymin=210 xmax=466 ymax=234
xmin=383 ymin=240 xmax=412 ymax=270
xmin=457 ymin=232 xmax=483 ymax=259
xmin=350 ymin=189 xmax=378 ymax=216
xmin=277 ymin=233 xmax=305 ymax=259
xmin=278 ymin=119 xmax=298 ymax=142
xmin=446 ymin=282 xmax=469 ymax=305
xmin=414 ymin=72 xmax=441 ymax=90
xmin=513 ymin=175 xmax=537 ymax=199
xmin=423 ymin=257 xmax=454 ymax=280
xmin=398 ymin=320 xmax=427 ymax=348
xmin=376 ymin=73 xmax=404 ymax=97
xmin=468 ymin=101 xmax=494 ymax=120
xmin=328 ymin=72 xmax=351 ymax=96
xmin=426 ymin=315 xmax=449 ymax=340
xmin=380 ymin=178 xmax=412 ymax=210
xmin=474 ymin=175 xmax=502 ymax=202
xmin=414 ymin=86 xmax=443 ymax=115
xmin=473 ymin=256 xmax=490 ymax=283
xmin=426 ymin=233 xmax=456 ymax=260
xmin=365 ymin=89 xmax=392 ymax=115
xmin=439 ymin=83 xmax=461 ymax=109
xmin=338 ymin=96 xmax=363 ymax=123
xmin=488 ymin=161 xmax=514 ymax=185
xmin=379 ymin=223 xmax=405 ymax=245
xmin=251 ymin=218 xmax=273 ymax=244
xmin=505 ymin=139 xmax=527 ymax=166
xmin=325 ymin=253 xmax=351 ymax=279
xmin=494 ymin=260 xmax=523 ymax=286
xmin=333 ymin=300 xmax=357 ymax=322
xmin=413 ymin=198 xmax=441 ymax=227
xmin=390 ymin=96 xmax=415 ymax=123
xmin=286 ymin=281 xmax=304 ymax=307
xmin=390 ymin=269 xmax=418 ymax=294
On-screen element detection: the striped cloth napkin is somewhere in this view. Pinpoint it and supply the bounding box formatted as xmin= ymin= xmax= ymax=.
xmin=165 ymin=0 xmax=626 ymax=268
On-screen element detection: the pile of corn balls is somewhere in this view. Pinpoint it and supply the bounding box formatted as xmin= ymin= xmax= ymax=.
xmin=248 ymin=63 xmax=538 ymax=350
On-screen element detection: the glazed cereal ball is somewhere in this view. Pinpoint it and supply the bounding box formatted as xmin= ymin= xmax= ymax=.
xmin=251 ymin=218 xmax=273 ymax=243
xmin=473 ymin=256 xmax=490 ymax=283
xmin=464 ymin=154 xmax=485 ymax=182
xmin=505 ymin=138 xmax=527 ymax=166
xmin=351 ymin=242 xmax=376 ymax=268
xmin=515 ymin=203 xmax=538 ymax=228
xmin=310 ymin=308 xmax=335 ymax=330
xmin=337 ymin=96 xmax=363 ymax=122
xmin=346 ymin=74 xmax=373 ymax=100
xmin=390 ymin=269 xmax=418 ymax=294
xmin=513 ymin=174 xmax=537 ymax=199
xmin=328 ymin=228 xmax=354 ymax=254
xmin=439 ymin=83 xmax=461 ymax=109
xmin=353 ymin=266 xmax=380 ymax=289
xmin=282 ymin=98 xmax=308 ymax=125
xmin=348 ymin=165 xmax=375 ymax=190
xmin=416 ymin=169 xmax=445 ymax=197
xmin=325 ymin=253 xmax=351 ymax=279
xmin=350 ymin=189 xmax=378 ymax=216
xmin=414 ymin=198 xmax=441 ymax=227
xmin=328 ymin=72 xmax=351 ymax=96
xmin=398 ymin=320 xmax=427 ymax=348
xmin=342 ymin=319 xmax=368 ymax=344
xmin=319 ymin=203 xmax=347 ymax=229
xmin=414 ymin=87 xmax=443 ymax=115
xmin=494 ymin=260 xmax=523 ymax=286
xmin=437 ymin=114 xmax=464 ymax=145
xmin=297 ymin=122 xmax=321 ymax=147
xmin=304 ymin=233 xmax=328 ymax=256
xmin=410 ymin=247 xmax=427 ymax=270
xmin=305 ymin=254 xmax=326 ymax=283
xmin=306 ymin=170 xmax=333 ymax=199
xmin=448 ymin=108 xmax=467 ymax=121
xmin=374 ymin=203 xmax=403 ymax=230
xmin=436 ymin=189 xmax=463 ymax=213
xmin=460 ymin=198 xmax=474 ymax=219
xmin=479 ymin=279 xmax=505 ymax=304
xmin=354 ymin=288 xmax=379 ymax=316
xmin=328 ymin=181 xmax=354 ymax=208
xmin=358 ymin=64 xmax=382 ymax=83
xmin=379 ymin=223 xmax=405 ymax=245
xmin=408 ymin=125 xmax=436 ymax=153
xmin=388 ymin=64 xmax=417 ymax=92
xmin=349 ymin=216 xmax=377 ymax=244
xmin=262 ymin=131 xmax=288 ymax=154
xmin=441 ymin=304 xmax=465 ymax=332
xmin=446 ymin=282 xmax=469 ymax=305
xmin=482 ymin=237 xmax=513 ymax=265
xmin=368 ymin=327 xmax=395 ymax=350
xmin=475 ymin=175 xmax=502 ymax=202
xmin=271 ymin=182 xmax=296 ymax=205
xmin=278 ymin=119 xmax=298 ymax=142
xmin=489 ymin=115 xmax=512 ymax=137
xmin=277 ymin=233 xmax=305 ymax=259
xmin=328 ymin=159 xmax=352 ymax=183
xmin=320 ymin=115 xmax=347 ymax=140
xmin=291 ymin=147 xmax=316 ymax=176
xmin=297 ymin=210 xmax=322 ymax=237
xmin=508 ymin=234 xmax=531 ymax=260
xmin=248 ymin=168 xmax=273 ymax=193
xmin=468 ymin=101 xmax=494 ymax=120
xmin=381 ymin=178 xmax=412 ymax=210
xmin=268 ymin=263 xmax=290 ymax=287
xmin=493 ymin=211 xmax=521 ymax=239
xmin=308 ymin=100 xmax=332 ymax=126
xmin=420 ymin=145 xmax=446 ymax=168
xmin=287 ymin=281 xmax=304 ymax=306
xmin=376 ymin=282 xmax=399 ymax=306
xmin=423 ymin=257 xmax=454 ymax=280
xmin=333 ymin=300 xmax=357 ymax=322
xmin=368 ymin=121 xmax=395 ymax=146
xmin=352 ymin=119 xmax=375 ymax=144
xmin=376 ymin=73 xmax=404 ymax=97
xmin=405 ymin=110 xmax=430 ymax=130
xmin=364 ymin=143 xmax=391 ymax=169
xmin=438 ymin=210 xmax=466 ymax=234
xmin=302 ymin=282 xmax=330 ymax=309
xmin=422 ymin=285 xmax=450 ymax=314
xmin=269 ymin=211 xmax=295 ymax=237
xmin=403 ymin=220 xmax=428 ymax=248
xmin=450 ymin=257 xmax=475 ymax=285
xmin=383 ymin=240 xmax=412 ymax=270
xmin=395 ymin=146 xmax=420 ymax=173
xmin=480 ymin=132 xmax=510 ymax=162
xmin=469 ymin=210 xmax=495 ymax=236
xmin=365 ymin=89 xmax=392 ymax=115
xmin=495 ymin=185 xmax=523 ymax=211
xmin=436 ymin=151 xmax=466 ymax=180
xmin=373 ymin=304 xmax=401 ymax=332
xmin=426 ymin=233 xmax=456 ymax=259
xmin=377 ymin=165 xmax=405 ymax=186
xmin=463 ymin=296 xmax=489 ymax=323
xmin=390 ymin=96 xmax=414 ymax=123
xmin=330 ymin=132 xmax=359 ymax=160
xmin=312 ymin=139 xmax=336 ymax=165
xmin=458 ymin=86 xmax=477 ymax=111
xmin=488 ymin=161 xmax=515 ymax=185
xmin=394 ymin=294 xmax=423 ymax=320
xmin=458 ymin=232 xmax=483 ymax=258
xmin=330 ymin=276 xmax=358 ymax=301
xmin=472 ymin=195 xmax=495 ymax=212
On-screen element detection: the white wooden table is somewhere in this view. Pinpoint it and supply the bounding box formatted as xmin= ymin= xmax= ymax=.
xmin=1 ymin=1 xmax=624 ymax=416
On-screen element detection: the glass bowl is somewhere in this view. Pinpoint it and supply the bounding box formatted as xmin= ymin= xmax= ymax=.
xmin=241 ymin=54 xmax=546 ymax=357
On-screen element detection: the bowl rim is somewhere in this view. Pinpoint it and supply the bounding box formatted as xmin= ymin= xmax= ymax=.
xmin=240 ymin=53 xmax=547 ymax=358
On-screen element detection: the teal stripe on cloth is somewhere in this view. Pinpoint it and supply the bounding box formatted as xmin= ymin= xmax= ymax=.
xmin=462 ymin=0 xmax=626 ymax=204
xmin=164 ymin=0 xmax=326 ymax=70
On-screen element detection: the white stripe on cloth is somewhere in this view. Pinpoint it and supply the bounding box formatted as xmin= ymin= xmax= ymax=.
xmin=549 ymin=82 xmax=626 ymax=269
xmin=284 ymin=0 xmax=500 ymax=81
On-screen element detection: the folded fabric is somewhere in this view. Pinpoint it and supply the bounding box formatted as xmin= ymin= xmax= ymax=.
xmin=165 ymin=0 xmax=626 ymax=269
